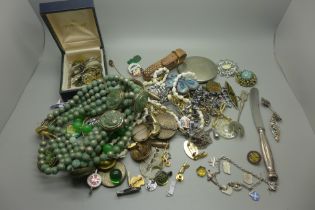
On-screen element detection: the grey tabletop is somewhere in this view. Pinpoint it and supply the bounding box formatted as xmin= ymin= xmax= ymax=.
xmin=1 ymin=0 xmax=314 ymax=210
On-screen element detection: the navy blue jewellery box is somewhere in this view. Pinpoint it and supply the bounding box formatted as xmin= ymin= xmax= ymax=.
xmin=40 ymin=0 xmax=107 ymax=101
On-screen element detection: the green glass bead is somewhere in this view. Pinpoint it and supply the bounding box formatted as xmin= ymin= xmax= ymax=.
xmin=72 ymin=120 xmax=82 ymax=131
xmin=102 ymin=144 xmax=113 ymax=154
xmin=117 ymin=141 xmax=125 ymax=149
xmin=81 ymin=124 xmax=93 ymax=134
xmin=109 ymin=169 xmax=122 ymax=185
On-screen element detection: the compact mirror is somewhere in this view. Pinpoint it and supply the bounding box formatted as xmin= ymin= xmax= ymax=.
xmin=177 ymin=56 xmax=218 ymax=83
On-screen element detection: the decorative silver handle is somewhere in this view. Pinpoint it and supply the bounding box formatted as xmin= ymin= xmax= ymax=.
xmin=258 ymin=128 xmax=278 ymax=182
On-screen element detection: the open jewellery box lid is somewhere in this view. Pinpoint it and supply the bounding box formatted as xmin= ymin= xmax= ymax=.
xmin=39 ymin=0 xmax=104 ymax=54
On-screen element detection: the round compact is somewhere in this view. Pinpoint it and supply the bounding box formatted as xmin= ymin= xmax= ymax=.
xmin=177 ymin=56 xmax=218 ymax=83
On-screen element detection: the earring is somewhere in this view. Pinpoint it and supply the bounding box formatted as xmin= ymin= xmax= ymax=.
xmin=261 ymin=97 xmax=282 ymax=142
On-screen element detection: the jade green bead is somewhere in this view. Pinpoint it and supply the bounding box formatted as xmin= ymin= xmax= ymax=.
xmin=86 ymin=146 xmax=93 ymax=154
xmin=93 ymin=86 xmax=100 ymax=93
xmin=90 ymin=140 xmax=97 ymax=147
xmin=117 ymin=141 xmax=125 ymax=149
xmin=70 ymin=152 xmax=76 ymax=159
xmin=82 ymin=153 xmax=90 ymax=161
xmin=95 ymin=145 xmax=102 ymax=154
xmin=96 ymin=107 xmax=102 ymax=114
xmin=40 ymin=164 xmax=49 ymax=171
xmin=51 ymin=167 xmax=58 ymax=174
xmin=61 ymin=148 xmax=67 ymax=154
xmin=77 ymin=91 xmax=83 ymax=96
xmin=80 ymin=161 xmax=88 ymax=168
xmin=92 ymin=80 xmax=98 ymax=87
xmin=69 ymin=100 xmax=75 ymax=106
xmin=102 ymin=144 xmax=113 ymax=154
xmin=101 ymin=131 xmax=107 ymax=138
xmin=57 ymin=163 xmax=65 ymax=170
xmin=73 ymin=95 xmax=79 ymax=101
xmin=64 ymin=103 xmax=71 ymax=110
xmin=55 ymin=127 xmax=62 ymax=133
xmin=99 ymin=153 xmax=107 ymax=161
xmin=82 ymin=86 xmax=88 ymax=93
xmin=38 ymin=153 xmax=45 ymax=160
xmin=95 ymin=99 xmax=102 ymax=106
xmin=90 ymin=102 xmax=96 ymax=108
xmin=90 ymin=96 xmax=96 ymax=101
xmin=107 ymin=151 xmax=114 ymax=158
xmin=40 ymin=141 xmax=47 ymax=147
xmin=112 ymin=145 xmax=121 ymax=154
xmin=88 ymin=89 xmax=94 ymax=96
xmin=124 ymin=109 xmax=131 ymax=115
xmin=53 ymin=110 xmax=60 ymax=117
xmin=44 ymin=168 xmax=52 ymax=175
xmin=53 ymin=148 xmax=61 ymax=154
xmin=47 ymin=113 xmax=54 ymax=120
xmin=93 ymin=157 xmax=100 ymax=165
xmin=95 ymin=134 xmax=102 ymax=141
xmin=84 ymin=105 xmax=90 ymax=111
xmin=72 ymin=159 xmax=81 ymax=168
xmin=38 ymin=160 xmax=45 ymax=166
xmin=100 ymin=90 xmax=106 ymax=96
xmin=90 ymin=110 xmax=97 ymax=116
xmin=66 ymin=165 xmax=73 ymax=171
xmin=74 ymin=152 xmax=82 ymax=159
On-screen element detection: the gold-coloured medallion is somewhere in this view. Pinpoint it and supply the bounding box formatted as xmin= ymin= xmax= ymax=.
xmin=196 ymin=166 xmax=207 ymax=177
xmin=99 ymin=161 xmax=126 ymax=188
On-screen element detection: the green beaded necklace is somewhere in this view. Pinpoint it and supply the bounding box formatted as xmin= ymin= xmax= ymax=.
xmin=36 ymin=76 xmax=148 ymax=175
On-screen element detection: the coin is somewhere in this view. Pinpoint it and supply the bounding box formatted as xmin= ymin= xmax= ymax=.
xmin=247 ymin=151 xmax=262 ymax=165
xmin=130 ymin=142 xmax=152 ymax=162
xmin=132 ymin=124 xmax=150 ymax=142
xmin=154 ymin=112 xmax=178 ymax=140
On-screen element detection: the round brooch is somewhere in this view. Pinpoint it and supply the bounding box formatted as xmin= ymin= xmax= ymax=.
xmin=99 ymin=110 xmax=124 ymax=131
xmin=235 ymin=70 xmax=257 ymax=87
xmin=217 ymin=59 xmax=239 ymax=78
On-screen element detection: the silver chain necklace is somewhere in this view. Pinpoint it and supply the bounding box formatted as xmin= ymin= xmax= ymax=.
xmin=207 ymin=156 xmax=277 ymax=194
